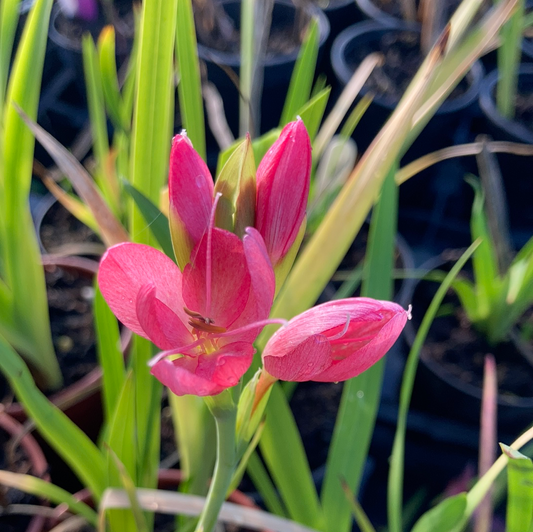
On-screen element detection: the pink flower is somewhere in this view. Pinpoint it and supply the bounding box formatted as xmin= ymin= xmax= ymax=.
xmin=168 ymin=134 xmax=214 ymax=270
xmin=255 ymin=118 xmax=311 ymax=268
xmin=262 ymin=298 xmax=409 ymax=382
xmin=98 ymin=225 xmax=275 ymax=396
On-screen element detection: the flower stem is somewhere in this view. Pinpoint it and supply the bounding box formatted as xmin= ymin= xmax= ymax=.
xmin=195 ymin=393 xmax=237 ymax=532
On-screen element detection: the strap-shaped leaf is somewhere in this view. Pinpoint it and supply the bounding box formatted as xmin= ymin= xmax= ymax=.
xmin=0 ymin=333 xmax=106 ymax=497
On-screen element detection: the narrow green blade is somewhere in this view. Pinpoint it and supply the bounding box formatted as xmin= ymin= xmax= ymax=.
xmin=175 ymin=0 xmax=205 ymax=158
xmin=501 ymin=444 xmax=533 ymax=532
xmin=280 ymin=17 xmax=319 ymax=126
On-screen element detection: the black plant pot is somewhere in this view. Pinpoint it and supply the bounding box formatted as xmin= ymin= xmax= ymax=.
xmin=197 ymin=0 xmax=330 ymax=138
xmin=331 ymin=21 xmax=483 ymax=223
xmin=478 ymin=65 xmax=533 ymax=232
xmin=404 ymin=263 xmax=533 ymax=439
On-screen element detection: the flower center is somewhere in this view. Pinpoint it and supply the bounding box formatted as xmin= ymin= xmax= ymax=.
xmin=183 ymin=306 xmax=227 ymax=334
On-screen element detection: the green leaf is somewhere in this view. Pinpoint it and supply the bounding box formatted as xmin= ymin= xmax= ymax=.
xmin=389 ymin=241 xmax=480 ymax=532
xmin=501 ymin=443 xmax=533 ymax=532
xmin=246 ymin=451 xmax=287 ymax=517
xmin=410 ymin=494 xmax=467 ymax=532
xmin=322 ymin=165 xmax=397 ymax=532
xmin=175 ymin=0 xmax=205 ymax=159
xmin=82 ymin=33 xmax=119 ymax=216
xmin=122 ymin=180 xmax=174 ymax=259
xmin=260 ymin=383 xmax=323 ymax=528
xmin=298 ymin=87 xmax=331 ymax=142
xmin=104 ymin=374 xmax=142 ymax=532
xmin=0 ymin=471 xmax=98 ymax=525
xmin=280 ymin=17 xmax=319 ymax=126
xmin=98 ymin=26 xmax=129 ymax=133
xmin=0 ymin=333 xmax=106 ymax=497
xmin=1 ymin=0 xmax=61 ymax=389
xmin=0 ymin=0 xmax=20 ymax=113
xmin=169 ymin=393 xmax=215 ymax=497
xmin=94 ymin=285 xmax=126 ymax=424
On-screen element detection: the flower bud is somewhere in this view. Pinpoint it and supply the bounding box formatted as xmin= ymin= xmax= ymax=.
xmin=255 ymin=119 xmax=311 ymax=275
xmin=262 ymin=298 xmax=409 ymax=382
xmin=168 ymin=133 xmax=214 ymax=270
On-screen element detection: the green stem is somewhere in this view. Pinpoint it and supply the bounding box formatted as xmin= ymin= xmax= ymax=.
xmin=195 ymin=393 xmax=237 ymax=532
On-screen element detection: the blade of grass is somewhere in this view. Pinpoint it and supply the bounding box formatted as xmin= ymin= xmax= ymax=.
xmin=122 ymin=180 xmax=174 ymax=259
xmin=2 ymin=0 xmax=61 ymax=389
xmin=339 ymin=479 xmax=376 ymax=532
xmin=246 ymin=452 xmax=287 ymax=517
xmin=82 ymin=34 xmax=120 ymax=216
xmin=500 ymin=444 xmax=533 ymax=532
xmin=259 ymin=383 xmax=322 ymax=528
xmin=279 ymin=17 xmax=319 ymax=126
xmin=94 ymin=286 xmax=126 ymax=424
xmin=321 ymin=164 xmax=397 ymax=532
xmin=0 ymin=0 xmax=19 ymax=112
xmin=387 ymin=241 xmax=480 ymax=532
xmin=175 ymin=0 xmax=205 ymax=158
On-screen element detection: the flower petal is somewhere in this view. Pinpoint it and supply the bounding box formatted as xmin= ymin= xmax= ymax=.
xmin=255 ymin=118 xmax=311 ymax=265
xmin=98 ymin=242 xmax=187 ymax=339
xmin=151 ymin=342 xmax=254 ymax=396
xmin=261 ymin=298 xmax=408 ymax=383
xmin=263 ymin=334 xmax=331 ymax=381
xmin=182 ymin=228 xmax=250 ymax=329
xmin=169 ymin=134 xmax=214 ymax=269
xmin=136 ymin=284 xmax=193 ymax=350
xmin=226 ymin=227 xmax=275 ymax=343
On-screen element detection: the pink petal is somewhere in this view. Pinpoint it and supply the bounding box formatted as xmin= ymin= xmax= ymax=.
xmin=227 ymin=228 xmax=275 ymax=343
xmin=182 ymin=228 xmax=250 ymax=329
xmin=263 ymin=334 xmax=331 ymax=381
xmin=136 ymin=284 xmax=193 ymax=350
xmin=313 ymin=306 xmax=408 ymax=382
xmin=169 ymin=134 xmax=214 ymax=267
xmin=255 ymin=119 xmax=311 ymax=265
xmin=261 ymin=298 xmax=408 ymax=383
xmin=98 ymin=243 xmax=187 ymax=339
xmin=150 ymin=342 xmax=254 ymax=396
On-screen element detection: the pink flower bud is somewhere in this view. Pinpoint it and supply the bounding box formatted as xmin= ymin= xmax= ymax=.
xmin=255 ymin=118 xmax=311 ymax=267
xmin=169 ymin=133 xmax=214 ymax=270
xmin=262 ymin=298 xmax=409 ymax=382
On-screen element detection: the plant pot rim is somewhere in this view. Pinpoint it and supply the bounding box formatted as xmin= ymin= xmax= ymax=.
xmin=355 ymin=0 xmax=402 ymax=25
xmin=4 ymin=255 xmax=132 ymax=422
xmin=196 ymin=0 xmax=330 ymax=68
xmin=478 ymin=64 xmax=533 ymax=144
xmin=0 ymin=411 xmax=49 ymax=532
xmin=330 ymin=20 xmax=484 ymax=115
xmin=403 ymin=280 xmax=533 ymax=410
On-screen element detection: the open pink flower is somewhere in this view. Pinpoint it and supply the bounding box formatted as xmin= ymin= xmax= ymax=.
xmin=262 ymin=298 xmax=409 ymax=382
xmin=98 ymin=226 xmax=275 ymax=396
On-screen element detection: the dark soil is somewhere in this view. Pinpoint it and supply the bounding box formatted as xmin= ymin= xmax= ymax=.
xmin=411 ymin=277 xmax=533 ymax=401
xmin=346 ymin=29 xmax=469 ymax=103
xmin=39 ymin=200 xmax=103 ymax=256
xmin=290 ymin=381 xmax=343 ymax=470
xmin=0 ymin=429 xmax=42 ymax=532
xmin=0 ymin=200 xmax=98 ymax=403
